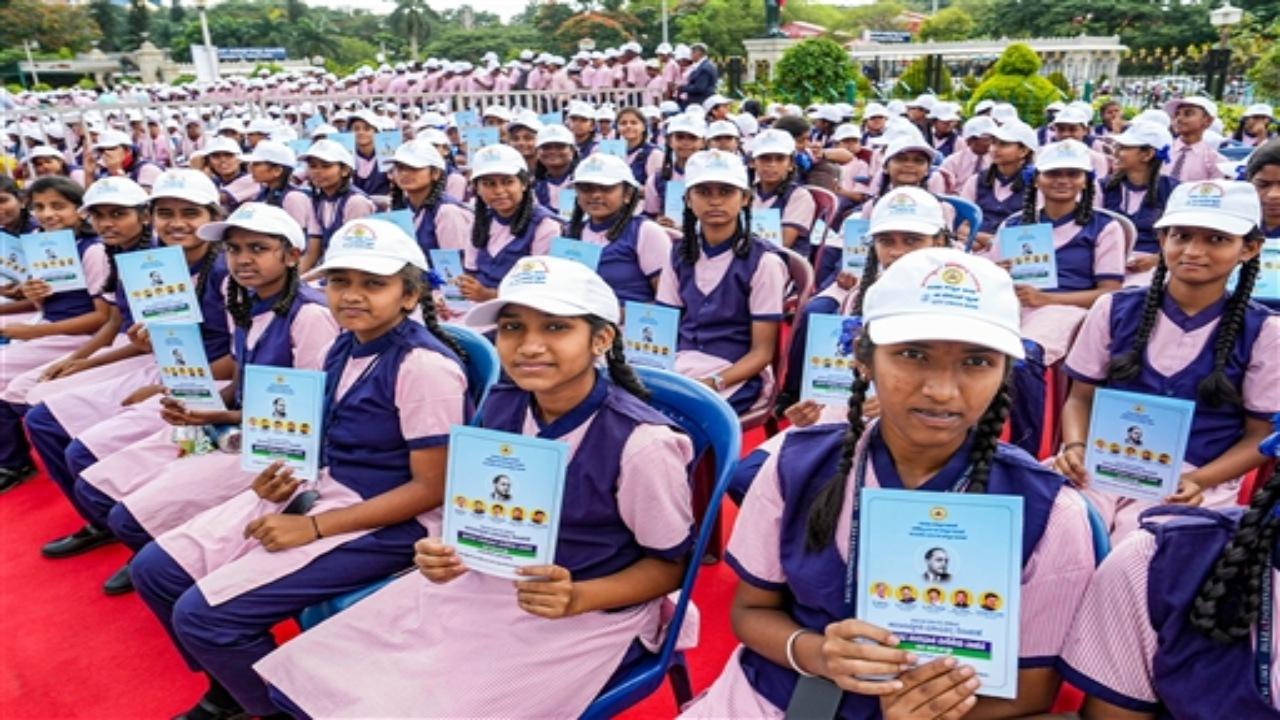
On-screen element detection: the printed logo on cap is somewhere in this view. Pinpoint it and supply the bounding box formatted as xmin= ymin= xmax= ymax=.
xmin=886 ymin=193 xmax=918 ymax=215
xmin=509 ymin=258 xmax=552 ymax=286
xmin=338 ymin=223 xmax=377 ymax=250
xmin=475 ymin=146 xmax=505 ymax=164
xmin=1185 ymin=182 xmax=1224 ymax=208
xmin=705 ymin=153 xmax=736 ymax=172
xmin=156 ymin=175 xmax=187 ymax=191
xmin=581 ymin=156 xmax=608 ymax=173
xmin=231 ymin=205 xmax=257 ymax=221
xmin=919 ymin=262 xmax=982 ymax=312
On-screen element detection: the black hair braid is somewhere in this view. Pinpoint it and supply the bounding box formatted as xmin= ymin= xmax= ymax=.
xmin=734 ymin=203 xmax=754 ymax=259
xmin=192 ymin=242 xmax=220 ymax=298
xmin=607 ymin=190 xmax=641 ymax=242
xmin=470 ymin=194 xmax=491 ymax=249
xmin=746 ymin=165 xmax=757 ymax=188
xmin=270 ymin=266 xmax=300 ymax=318
xmin=1019 ymin=170 xmax=1040 ymax=224
xmin=226 ymin=275 xmax=254 ymax=329
xmin=390 ymin=184 xmax=408 ymax=210
xmin=1190 ymin=464 xmax=1280 ymax=643
xmin=510 ymin=184 xmax=536 ymax=239
xmin=851 ymin=245 xmax=881 ymax=316
xmin=533 ymin=158 xmax=549 ymax=182
xmin=1075 ymin=179 xmax=1095 ymax=224
xmin=805 ymin=355 xmax=871 ymax=552
xmin=567 ymin=202 xmax=587 ymax=239
xmin=1144 ymin=154 xmax=1164 ymax=210
xmin=604 ymin=326 xmax=649 ymax=400
xmin=661 ymin=144 xmax=674 ymax=182
xmin=873 ymin=170 xmax=892 ymax=199
xmin=1197 ymin=251 xmax=1261 ymax=408
xmin=102 ymin=213 xmax=150 ymax=294
xmin=422 ymin=172 xmax=445 ymax=208
xmin=1106 ymin=255 xmax=1168 ymax=382
xmin=679 ymin=204 xmax=700 ymax=265
xmin=962 ymin=380 xmax=1011 ymax=495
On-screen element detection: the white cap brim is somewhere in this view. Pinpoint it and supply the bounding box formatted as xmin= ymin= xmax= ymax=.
xmin=1153 ymin=210 xmax=1255 ymax=237
xmin=315 ymin=255 xmax=413 ymax=276
xmin=465 ymin=295 xmax=617 ymax=327
xmin=867 ymin=314 xmax=1024 ymax=359
xmin=869 ymin=217 xmax=946 ymax=236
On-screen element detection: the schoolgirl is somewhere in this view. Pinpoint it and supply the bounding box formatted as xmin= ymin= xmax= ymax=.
xmin=682 ymin=248 xmax=1097 ymax=719
xmin=655 ymin=149 xmax=786 ymax=413
xmin=832 ymin=124 xmax=871 ymax=211
xmin=1047 ymin=107 xmax=1112 ymax=177
xmin=1054 ymin=179 xmax=1279 ymax=541
xmin=458 ymin=144 xmax=561 ymax=303
xmin=566 ymin=101 xmax=599 ymax=157
xmin=958 ymin=120 xmax=1037 ymax=252
xmin=0 ymin=175 xmax=35 ymax=238
xmin=416 ymin=128 xmax=469 ymax=201
xmin=388 ymin=140 xmax=474 ymax=254
xmin=90 ymin=129 xmax=163 ymax=190
xmin=243 ymin=140 xmax=311 ymax=231
xmin=28 ymin=145 xmax=87 ymax=187
xmin=644 ymin=113 xmax=706 ymax=224
xmin=300 ymin=139 xmax=375 ymax=271
xmin=860 ymin=134 xmax=950 ymax=213
xmin=1234 ymin=103 xmax=1275 ymax=148
xmin=129 ymin=217 xmax=470 ymax=719
xmin=1250 ymin=139 xmax=1280 ymax=244
xmin=255 ymin=256 xmax=692 ymax=718
xmin=708 ymin=121 xmax=743 ymax=155
xmin=0 ymin=177 xmax=110 ymax=489
xmin=347 ymin=111 xmax=391 ymax=197
xmin=505 ymin=113 xmax=541 ymax=173
xmin=564 ymin=153 xmax=671 ymax=304
xmin=202 ymin=137 xmax=260 ymax=213
xmin=532 ymin=124 xmax=579 ymax=216
xmin=1101 ymin=122 xmax=1178 ymax=283
xmin=617 ymin=106 xmax=662 ymax=187
xmin=1093 ymin=99 xmax=1128 ymax=138
xmin=938 ymin=117 xmax=995 ymax=193
xmin=27 ymin=171 xmax=233 ymax=567
xmin=750 ymin=128 xmax=818 ymax=259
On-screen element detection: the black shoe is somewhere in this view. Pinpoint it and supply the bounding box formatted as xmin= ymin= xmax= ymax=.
xmin=103 ymin=562 xmax=134 ymax=595
xmin=172 ymin=695 xmax=247 ymax=720
xmin=41 ymin=524 xmax=117 ymax=559
xmin=0 ymin=463 xmax=35 ymax=493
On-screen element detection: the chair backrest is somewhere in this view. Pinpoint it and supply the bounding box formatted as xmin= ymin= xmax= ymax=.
xmin=582 ymin=367 xmax=741 ymax=719
xmin=739 ymin=244 xmax=816 ymax=430
xmin=805 ymin=184 xmax=839 ymax=230
xmin=1078 ymin=491 xmax=1111 ymax=565
xmin=1093 ymin=207 xmax=1137 ymax=260
xmin=937 ymin=194 xmax=984 ymax=252
xmin=440 ymin=324 xmax=500 ymax=421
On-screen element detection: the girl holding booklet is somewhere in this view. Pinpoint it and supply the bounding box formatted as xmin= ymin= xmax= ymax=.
xmin=1053 ymin=179 xmax=1280 ymax=541
xmin=563 ymin=152 xmax=670 ymax=304
xmin=0 ymin=177 xmax=110 ymax=490
xmin=131 ymin=217 xmax=470 ymax=720
xmin=618 ymin=107 xmax=662 ymax=187
xmin=243 ymin=141 xmax=312 ymax=231
xmin=532 ymin=124 xmax=579 ymax=216
xmin=457 ymin=144 xmax=561 ymax=303
xmin=681 ymin=248 xmax=1096 ymax=719
xmin=645 ymin=113 xmax=706 ymax=224
xmin=388 ymin=140 xmax=474 ymax=254
xmin=255 ymin=255 xmax=694 ymax=719
xmin=1250 ymin=140 xmax=1280 ymax=311
xmin=67 ymin=204 xmax=337 ymax=590
xmin=656 ymin=149 xmax=787 ymax=414
xmin=998 ymin=139 xmax=1126 ymax=458
xmin=751 ymin=129 xmax=818 ymax=259
xmin=300 ymin=139 xmax=375 ymax=272
xmin=0 ymin=175 xmax=36 ymax=238
xmin=957 ymin=120 xmax=1037 ymax=252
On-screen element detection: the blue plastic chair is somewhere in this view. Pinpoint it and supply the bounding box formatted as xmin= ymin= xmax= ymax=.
xmin=296 ymin=325 xmax=499 ymax=631
xmin=1079 ymin=492 xmax=1110 ymax=565
xmin=581 ymin=367 xmax=742 ymax=718
xmin=1219 ymin=142 xmax=1254 ymax=162
xmin=937 ymin=194 xmax=984 ymax=252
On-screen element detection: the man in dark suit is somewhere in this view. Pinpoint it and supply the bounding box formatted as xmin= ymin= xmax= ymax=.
xmin=679 ymin=43 xmax=718 ymax=110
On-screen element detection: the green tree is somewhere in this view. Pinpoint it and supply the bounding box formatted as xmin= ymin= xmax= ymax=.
xmin=126 ymin=0 xmax=152 ymax=49
xmin=1248 ymin=33 xmax=1280 ymax=102
xmin=0 ymin=0 xmax=103 ymax=55
xmin=892 ymin=55 xmax=951 ymax=98
xmin=1045 ymin=70 xmax=1074 ymax=101
xmin=966 ymin=43 xmax=1058 ymax=125
xmin=169 ymin=0 xmax=185 ymax=24
xmin=88 ymin=0 xmax=122 ymax=52
xmin=286 ymin=0 xmax=307 ymax=23
xmin=773 ymin=37 xmax=860 ymax=104
xmin=389 ymin=0 xmax=435 ymax=62
xmin=674 ymin=0 xmax=761 ymax=56
xmin=919 ymin=7 xmax=975 ymax=41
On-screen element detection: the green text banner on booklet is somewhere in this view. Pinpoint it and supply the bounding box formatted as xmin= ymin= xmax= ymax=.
xmin=997 ymin=223 xmax=1058 ymax=290
xmin=367 ymin=210 xmax=416 ymax=240
xmin=841 ymin=217 xmax=870 ymax=275
xmin=240 ymin=365 xmax=325 ymax=481
xmin=751 ymin=207 xmax=783 ymax=247
xmin=622 ymin=301 xmax=678 ymax=371
xmin=548 ymin=237 xmax=602 ymax=271
xmin=151 ymin=323 xmax=223 ymax=411
xmin=442 ymin=425 xmax=569 ymax=579
xmin=117 ymin=245 xmax=204 ymax=324
xmin=427 ymin=248 xmax=471 ymax=313
xmin=1084 ymin=388 xmax=1194 ymax=502
xmin=0 ymin=231 xmax=27 ymax=285
xmin=20 ymin=229 xmax=86 ymax=292
xmin=800 ymin=314 xmax=859 ymax=404
xmin=856 ymin=489 xmax=1023 ymax=699
xmin=663 ymin=179 xmax=686 ymax=223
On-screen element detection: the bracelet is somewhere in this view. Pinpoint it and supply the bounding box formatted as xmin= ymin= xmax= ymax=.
xmin=786 ymin=628 xmax=817 ymax=678
xmin=311 ymin=515 xmax=322 ymax=540
xmin=1062 ymin=441 xmax=1086 ymax=454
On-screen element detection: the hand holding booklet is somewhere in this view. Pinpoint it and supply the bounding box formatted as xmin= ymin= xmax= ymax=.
xmin=21 ymin=229 xmax=86 ymax=293
xmin=117 ymin=245 xmax=204 ymax=324
xmin=151 ymin=323 xmax=223 ymax=411
xmin=240 ymin=366 xmax=325 ymax=480
xmin=997 ymin=223 xmax=1058 ymax=290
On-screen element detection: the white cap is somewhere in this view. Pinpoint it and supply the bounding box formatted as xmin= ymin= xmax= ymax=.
xmin=300 ymin=138 xmax=354 ymax=168
xmin=1174 ymin=96 xmax=1218 ymax=119
xmin=567 ymin=101 xmax=595 ymax=119
xmin=483 ymin=105 xmax=512 ymax=122
xmin=1134 ymin=108 xmax=1171 ymax=128
xmin=906 ymin=94 xmax=937 ymax=110
xmin=809 ymin=105 xmax=843 ymax=124
xmin=886 ymin=100 xmax=908 ymax=116
xmin=929 ymin=103 xmax=961 ymax=122
xmin=317 ymin=218 xmax=427 ymax=275
xmin=656 ymin=42 xmax=673 ymax=54
xmin=572 ymin=153 xmax=639 ymax=189
xmin=242 ymin=140 xmax=296 ymax=167
xmin=973 ymin=99 xmax=996 ymax=114
xmin=418 ymin=128 xmax=450 ymax=147
xmin=863 ymin=247 xmax=1024 ymax=359
xmin=862 ymin=102 xmax=890 ymax=120
xmin=749 ymin=128 xmax=795 ymax=158
xmin=1244 ymin=103 xmax=1274 ymax=120
xmin=310 ymin=123 xmax=338 ymax=138
xmin=1035 ymin=139 xmax=1093 ymax=173
xmin=595 ymin=107 xmax=617 ymax=122
xmin=659 ymin=100 xmax=681 ymax=116
xmin=536 ymin=124 xmax=575 ymax=148
xmin=989 ymin=120 xmax=1038 ymax=150
xmin=868 ymin=186 xmax=948 ymax=236
xmin=465 ymin=256 xmax=620 ymax=326
xmin=247 ymin=117 xmax=276 ymax=134
xmin=216 ymin=117 xmax=246 ymax=134
xmin=82 ymin=176 xmax=149 ymax=208
xmin=92 ymin=129 xmax=132 ymax=150
xmin=197 ymin=202 xmax=307 ymax=250
xmin=685 ymin=149 xmax=748 ymax=191
xmin=990 ymin=103 xmax=1019 ymax=125
xmin=1046 ymin=101 xmax=1067 ymax=113
xmin=666 ymin=113 xmax=707 ymax=138
xmin=1051 ymin=106 xmax=1091 ymax=127
xmin=703 ymin=95 xmax=731 ymax=112
xmin=707 ymin=120 xmax=740 ymax=139
xmin=27 ymin=145 xmax=65 ymax=161
xmin=884 ymin=134 xmax=936 ymax=163
xmin=1153 ymin=180 xmax=1261 ymax=237
xmin=1112 ymin=122 xmax=1173 ymax=152
xmin=469 ymin=143 xmax=525 ymax=179
xmin=203 ymin=136 xmax=244 ymax=158
xmin=732 ymin=113 xmax=759 ymax=138
xmin=149 ymin=169 xmax=220 ymax=206
xmin=832 ymin=124 xmax=861 ymax=143
xmin=391 ymin=140 xmax=445 ymax=171
xmin=961 ymin=116 xmax=997 ymax=139
xmin=673 ymin=46 xmax=692 ymax=61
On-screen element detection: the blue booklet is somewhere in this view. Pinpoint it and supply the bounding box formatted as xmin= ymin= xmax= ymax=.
xmin=367 ymin=210 xmax=416 ymax=240
xmin=117 ymin=245 xmax=203 ymax=324
xmin=328 ymin=132 xmax=357 ymax=155
xmin=997 ymin=223 xmax=1058 ymax=290
xmin=442 ymin=425 xmax=569 ymax=579
xmin=752 ymin=207 xmax=783 ymax=247
xmin=21 ymin=229 xmax=86 ymax=293
xmin=151 ymin=323 xmax=223 ymax=411
xmin=811 ymin=218 xmax=829 ymax=247
xmin=240 ymin=365 xmax=325 ymax=481
xmin=623 ymin=301 xmax=678 ymax=370
xmin=373 ymin=130 xmax=403 ymax=158
xmin=800 ymin=314 xmax=861 ymax=404
xmin=1084 ymin=388 xmax=1195 ymax=502
xmin=1230 ymin=237 xmax=1279 ymax=301
xmin=663 ymin=179 xmax=686 ymax=222
xmin=287 ymin=138 xmax=313 ymax=158
xmin=428 ymin=248 xmax=471 ymax=311
xmin=453 ymin=110 xmax=479 ymax=130
xmin=841 ymin=217 xmax=870 ymax=274
xmin=537 ymin=112 xmax=562 ymax=128
xmin=857 ymin=489 xmax=1024 ymax=699
xmin=0 ymin=231 xmax=27 ymax=284
xmin=304 ymin=113 xmax=324 ymax=133
xmin=549 ymin=237 xmax=602 ymax=271
xmin=596 ymin=139 xmax=627 ymax=158
xmin=462 ymin=127 xmax=499 ymax=151
xmin=558 ymin=187 xmax=577 ymax=220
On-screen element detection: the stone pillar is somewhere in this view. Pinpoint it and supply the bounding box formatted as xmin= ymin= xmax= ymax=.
xmin=743 ymin=37 xmax=797 ymax=83
xmin=134 ymin=41 xmax=165 ymax=84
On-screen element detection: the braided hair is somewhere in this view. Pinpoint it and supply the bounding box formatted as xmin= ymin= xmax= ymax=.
xmin=470 ymin=170 xmax=536 ymax=250
xmin=660 ymin=144 xmax=676 ymax=182
xmin=567 ymin=186 xmax=640 ymax=243
xmin=851 ymin=230 xmax=951 ymax=316
xmin=979 ymin=158 xmax=1029 ymax=194
xmin=225 ymin=234 xmax=300 ymax=329
xmin=1189 ymin=463 xmax=1280 ymax=644
xmin=805 ymin=332 xmax=1013 ymax=550
xmin=677 ymin=197 xmax=753 ymax=265
xmin=390 ymin=168 xmax=445 ymax=213
xmin=1020 ymin=169 xmax=1095 ymax=225
xmin=100 ymin=208 xmax=151 ymax=294
xmin=587 ymin=316 xmax=649 ymax=400
xmin=1106 ymin=255 xmax=1168 ymax=383
xmin=396 ymin=265 xmax=468 ymax=363
xmin=259 ymin=166 xmax=296 ymax=208
xmin=1103 ymin=148 xmax=1164 ymax=210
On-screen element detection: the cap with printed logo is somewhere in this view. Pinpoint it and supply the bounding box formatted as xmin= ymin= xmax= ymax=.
xmin=242 ymin=140 xmax=297 ymax=168
xmin=868 ymin=186 xmax=947 ymax=236
xmin=317 ymin=218 xmax=427 ymax=274
xmin=863 ymin=247 xmax=1024 ymax=359
xmin=465 ymin=255 xmax=620 ymax=326
xmin=749 ymin=128 xmax=795 ymax=158
xmin=832 ymin=124 xmax=861 ymax=143
xmin=391 ymin=141 xmax=446 ymax=171
xmin=665 ymin=113 xmax=707 ymax=138
xmin=685 ymin=149 xmax=748 ymax=191
xmin=1035 ymin=139 xmax=1093 ymax=173
xmin=573 ymin=153 xmax=640 ymax=188
xmin=197 ymin=202 xmax=307 ymax=249
xmin=299 ymin=139 xmax=354 ymax=168
xmin=884 ymin=134 xmax=937 ymax=164
xmin=469 ymin=144 xmax=526 ymax=179
xmin=961 ymin=116 xmax=997 ymax=139
xmin=149 ymin=169 xmax=220 ymax=206
xmin=989 ymin=120 xmax=1038 ymax=150
xmin=536 ymin=124 xmax=575 ymax=148
xmin=82 ymin=176 xmax=150 ymax=208
xmin=1111 ymin=122 xmax=1173 ymax=152
xmin=1153 ymin=179 xmax=1260 ymax=237
xmin=203 ymin=136 xmax=245 ymax=158
xmin=92 ymin=129 xmax=133 ymax=150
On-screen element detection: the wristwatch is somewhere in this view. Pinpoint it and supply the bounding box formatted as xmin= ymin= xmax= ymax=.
xmin=709 ymin=374 xmax=726 ymax=391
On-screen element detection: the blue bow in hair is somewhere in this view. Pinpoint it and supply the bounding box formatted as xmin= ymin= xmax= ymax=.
xmin=1154 ymin=145 xmax=1171 ymax=164
xmin=1020 ymin=164 xmax=1036 ymax=185
xmin=1235 ymin=165 xmax=1248 ymax=181
xmin=425 ymin=268 xmax=446 ymax=290
xmin=838 ymin=316 xmax=864 ymax=357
